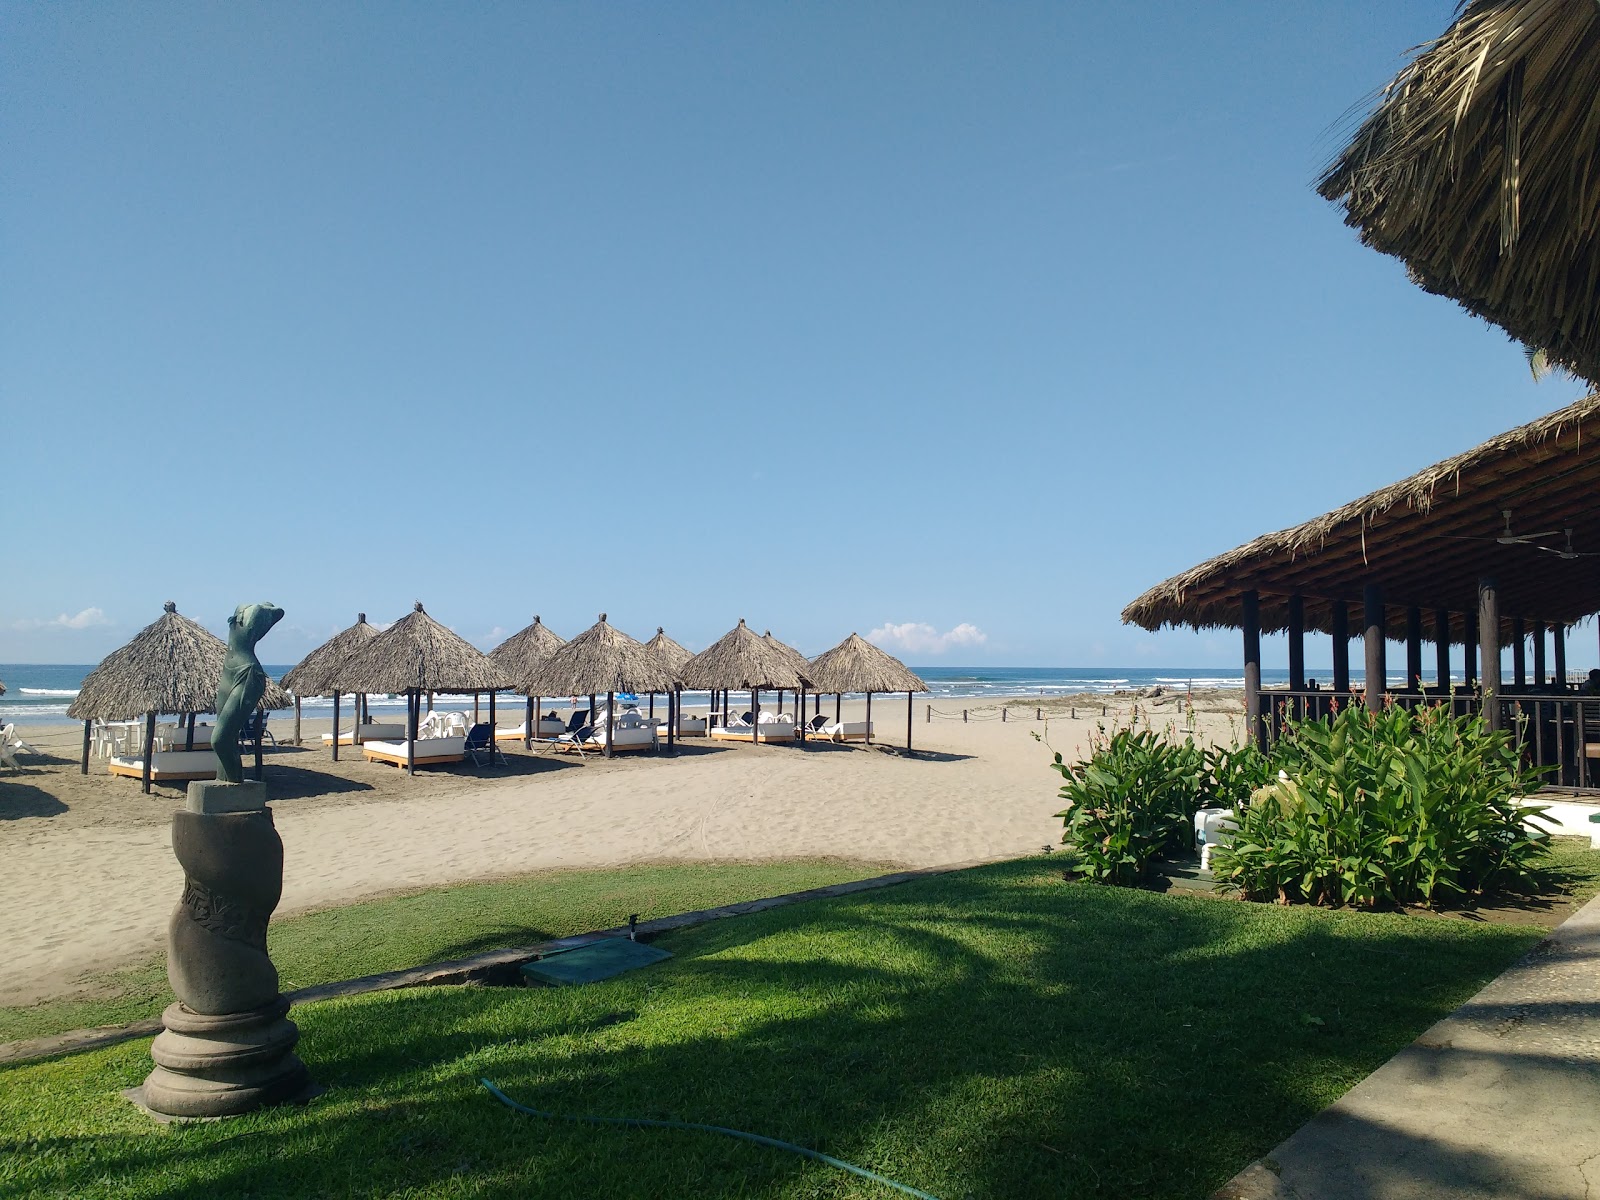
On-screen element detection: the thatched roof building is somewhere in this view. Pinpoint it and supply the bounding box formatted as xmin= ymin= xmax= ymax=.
xmin=1123 ymin=393 xmax=1600 ymax=643
xmin=281 ymin=613 xmax=379 ymax=697
xmin=1318 ymin=0 xmax=1600 ymax=383
xmin=807 ymin=634 xmax=927 ymax=695
xmin=489 ymin=616 xmax=567 ymax=690
xmin=68 ymin=602 xmax=291 ymax=722
xmin=679 ymin=619 xmax=807 ymax=691
xmin=326 ymin=603 xmax=509 ymax=694
xmin=644 ymin=627 xmax=692 ymax=674
xmin=522 ymin=615 xmax=679 ymax=698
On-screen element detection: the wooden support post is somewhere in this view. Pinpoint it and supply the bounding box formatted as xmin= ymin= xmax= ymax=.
xmin=906 ymin=692 xmax=913 ymax=753
xmin=1331 ymin=600 xmax=1350 ymax=694
xmin=1479 ymin=578 xmax=1502 ymax=729
xmin=751 ymin=688 xmax=759 ymax=746
xmin=1465 ymin=611 xmax=1478 ymax=686
xmin=926 ymin=705 xmax=931 ymax=723
xmin=1362 ymin=583 xmax=1385 ymax=705
xmin=1242 ymin=590 xmax=1263 ymax=750
xmin=1435 ymin=609 xmax=1451 ymax=691
xmin=185 ymin=712 xmax=196 ymax=751
xmin=865 ymin=692 xmax=873 ymax=744
xmin=1002 ymin=707 xmax=1007 ymax=722
xmin=1512 ymin=618 xmax=1527 ymax=689
xmin=963 ymin=709 xmax=968 ymax=722
xmin=331 ymin=691 xmax=341 ymax=762
xmin=1405 ymin=606 xmax=1423 ymax=691
xmin=293 ymin=696 xmax=302 ymax=746
xmin=835 ymin=693 xmax=841 ymax=723
xmin=1287 ymin=594 xmax=1305 ymax=692
xmin=488 ymin=691 xmax=496 ymax=762
xmin=80 ymin=720 xmax=91 ymax=774
xmin=525 ymin=695 xmax=535 ymax=750
xmin=605 ymin=691 xmax=615 ymax=759
xmin=474 ymin=693 xmax=480 ymax=724
xmin=1533 ymin=621 xmax=1547 ymax=689
xmin=1554 ymin=625 xmax=1568 ymax=689
xmin=142 ymin=711 xmax=156 ymax=794
xmin=407 ymin=690 xmax=418 ymax=776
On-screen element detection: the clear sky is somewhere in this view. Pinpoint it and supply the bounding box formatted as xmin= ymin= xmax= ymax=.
xmin=4 ymin=2 xmax=1589 ymax=668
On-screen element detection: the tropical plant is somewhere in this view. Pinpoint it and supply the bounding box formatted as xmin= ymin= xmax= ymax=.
xmin=1211 ymin=703 xmax=1551 ymax=907
xmin=1051 ymin=728 xmax=1209 ymax=885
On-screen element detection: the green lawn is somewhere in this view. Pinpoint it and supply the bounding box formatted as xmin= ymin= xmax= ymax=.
xmin=3 ymin=852 xmax=1585 ymax=1200
xmin=0 ymin=859 xmax=892 ymax=1045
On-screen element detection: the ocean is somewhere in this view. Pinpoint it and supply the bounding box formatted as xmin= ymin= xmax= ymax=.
xmin=0 ymin=664 xmax=1306 ymax=728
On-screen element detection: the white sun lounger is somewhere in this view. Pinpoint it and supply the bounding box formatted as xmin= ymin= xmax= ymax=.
xmin=360 ymin=735 xmax=468 ymax=768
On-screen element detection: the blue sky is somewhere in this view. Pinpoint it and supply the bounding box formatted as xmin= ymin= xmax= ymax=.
xmin=4 ymin=2 xmax=1589 ymax=668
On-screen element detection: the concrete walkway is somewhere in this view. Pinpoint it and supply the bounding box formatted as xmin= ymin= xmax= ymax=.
xmin=1216 ymin=892 xmax=1600 ymax=1200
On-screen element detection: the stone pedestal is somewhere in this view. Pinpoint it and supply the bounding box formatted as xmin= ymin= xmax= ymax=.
xmin=130 ymin=780 xmax=313 ymax=1118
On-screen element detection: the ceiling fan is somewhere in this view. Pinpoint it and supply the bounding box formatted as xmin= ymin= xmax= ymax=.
xmin=1434 ymin=510 xmax=1600 ymax=557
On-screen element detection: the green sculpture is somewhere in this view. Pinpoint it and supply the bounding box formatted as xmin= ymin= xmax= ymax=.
xmin=214 ymin=603 xmax=284 ymax=783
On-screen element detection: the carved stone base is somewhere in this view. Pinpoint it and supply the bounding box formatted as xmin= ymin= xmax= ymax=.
xmin=138 ymin=996 xmax=311 ymax=1118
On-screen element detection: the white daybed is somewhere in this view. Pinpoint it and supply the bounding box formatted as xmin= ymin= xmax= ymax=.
xmin=711 ymin=714 xmax=797 ymax=743
xmin=323 ymin=722 xmax=407 ymax=746
xmin=361 ymin=735 xmax=468 ymax=768
xmin=495 ymin=715 xmax=570 ymax=742
xmin=816 ymin=720 xmax=873 ymax=743
xmin=108 ymin=749 xmax=218 ymax=782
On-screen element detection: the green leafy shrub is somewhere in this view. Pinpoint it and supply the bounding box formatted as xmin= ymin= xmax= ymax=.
xmin=1051 ymin=728 xmax=1209 ymax=884
xmin=1211 ymin=704 xmax=1550 ymax=907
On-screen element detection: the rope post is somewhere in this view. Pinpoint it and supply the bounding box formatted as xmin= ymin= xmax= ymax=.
xmin=1036 ymin=707 xmax=1041 ymax=721
xmin=963 ymin=709 xmax=968 ymax=723
xmin=1002 ymin=707 xmax=1007 ymax=722
xmin=925 ymin=704 xmax=930 ymax=723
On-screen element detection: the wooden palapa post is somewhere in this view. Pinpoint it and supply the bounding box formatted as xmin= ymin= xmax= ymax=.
xmin=865 ymin=692 xmax=873 ymax=744
xmin=1512 ymin=618 xmax=1527 ymax=688
xmin=1478 ymin=578 xmax=1502 ymax=729
xmin=1287 ymin=593 xmax=1305 ymax=721
xmin=1405 ymin=606 xmax=1423 ymax=691
xmin=1331 ymin=600 xmax=1350 ymax=694
xmin=331 ymin=691 xmax=341 ymax=761
xmin=605 ymin=690 xmax=615 ymax=759
xmin=905 ymin=691 xmax=913 ymax=753
xmin=1434 ymin=609 xmax=1451 ymax=691
xmin=142 ymin=710 xmax=156 ymax=794
xmin=1554 ymin=625 xmax=1568 ymax=689
xmin=293 ymin=696 xmax=302 ymax=746
xmin=1362 ymin=583 xmax=1385 ymax=705
xmin=1242 ymin=590 xmax=1263 ymax=750
xmin=1533 ymin=621 xmax=1547 ymax=688
xmin=80 ymin=719 xmax=92 ymax=774
xmin=406 ymin=689 xmax=418 ymax=776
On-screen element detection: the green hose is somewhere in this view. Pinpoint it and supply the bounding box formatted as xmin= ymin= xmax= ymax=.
xmin=480 ymin=1078 xmax=943 ymax=1200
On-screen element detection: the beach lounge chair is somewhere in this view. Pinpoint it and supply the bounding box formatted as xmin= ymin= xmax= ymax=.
xmin=495 ymin=713 xmax=568 ymax=743
xmin=463 ymin=722 xmax=506 ymax=767
xmin=323 ymin=721 xmax=407 ymax=746
xmin=806 ymin=713 xmax=831 ymax=737
xmin=547 ymin=721 xmax=599 ymax=757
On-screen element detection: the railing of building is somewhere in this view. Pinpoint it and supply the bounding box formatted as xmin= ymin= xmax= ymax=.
xmin=1257 ymin=689 xmax=1600 ymax=791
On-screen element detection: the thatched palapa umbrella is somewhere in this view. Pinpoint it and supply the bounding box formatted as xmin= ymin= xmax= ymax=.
xmin=643 ymin=627 xmax=691 ymax=736
xmin=67 ymin=601 xmax=291 ymax=792
xmin=807 ymin=633 xmax=927 ymax=752
xmin=1318 ymin=0 xmax=1600 ymax=384
xmin=522 ymin=615 xmax=680 ymax=757
xmin=489 ymin=615 xmax=566 ymax=749
xmin=280 ymin=612 xmax=380 ymax=756
xmin=763 ymin=630 xmax=814 ymax=740
xmin=679 ymin=619 xmax=806 ymax=743
xmin=326 ymin=602 xmax=510 ymax=775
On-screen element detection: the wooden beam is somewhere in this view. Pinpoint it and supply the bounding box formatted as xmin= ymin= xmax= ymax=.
xmin=1405 ymin=606 xmax=1423 ymax=691
xmin=1512 ymin=618 xmax=1527 ymax=688
xmin=1555 ymin=625 xmax=1568 ymax=689
xmin=1287 ymin=594 xmax=1305 ymax=691
xmin=1533 ymin=621 xmax=1547 ymax=688
xmin=1435 ymin=608 xmax=1451 ymax=690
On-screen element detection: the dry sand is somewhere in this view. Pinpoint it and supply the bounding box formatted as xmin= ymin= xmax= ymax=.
xmin=0 ymin=690 xmax=1242 ymax=1006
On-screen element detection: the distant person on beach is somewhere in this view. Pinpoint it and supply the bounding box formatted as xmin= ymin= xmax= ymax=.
xmin=1306 ymin=678 xmax=1320 ymax=691
xmin=1585 ymin=670 xmax=1600 ymax=695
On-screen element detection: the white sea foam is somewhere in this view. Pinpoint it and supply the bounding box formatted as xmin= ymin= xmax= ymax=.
xmin=19 ymin=688 xmax=78 ymax=697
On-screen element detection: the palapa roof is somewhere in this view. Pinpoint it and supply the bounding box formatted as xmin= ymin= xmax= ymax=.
xmin=489 ymin=616 xmax=567 ymax=688
xmin=679 ymin=619 xmax=807 ymax=691
xmin=763 ymin=631 xmax=814 ymax=687
xmin=1122 ymin=394 xmax=1600 ymax=643
xmin=325 ymin=602 xmax=509 ymax=694
xmin=808 ymin=633 xmax=927 ymax=695
xmin=644 ymin=627 xmax=692 ymax=674
xmin=1318 ymin=0 xmax=1600 ymax=383
xmin=67 ymin=602 xmax=291 ymax=721
xmin=280 ymin=613 xmax=379 ymax=697
xmin=521 ymin=614 xmax=680 ymax=696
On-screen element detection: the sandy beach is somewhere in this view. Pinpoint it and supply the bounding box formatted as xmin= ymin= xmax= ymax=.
xmin=0 ymin=691 xmax=1242 ymax=1007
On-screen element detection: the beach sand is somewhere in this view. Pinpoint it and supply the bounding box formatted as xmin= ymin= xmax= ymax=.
xmin=0 ymin=690 xmax=1242 ymax=1006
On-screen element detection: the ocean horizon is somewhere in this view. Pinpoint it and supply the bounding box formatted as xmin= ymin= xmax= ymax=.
xmin=0 ymin=663 xmax=1437 ymax=727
